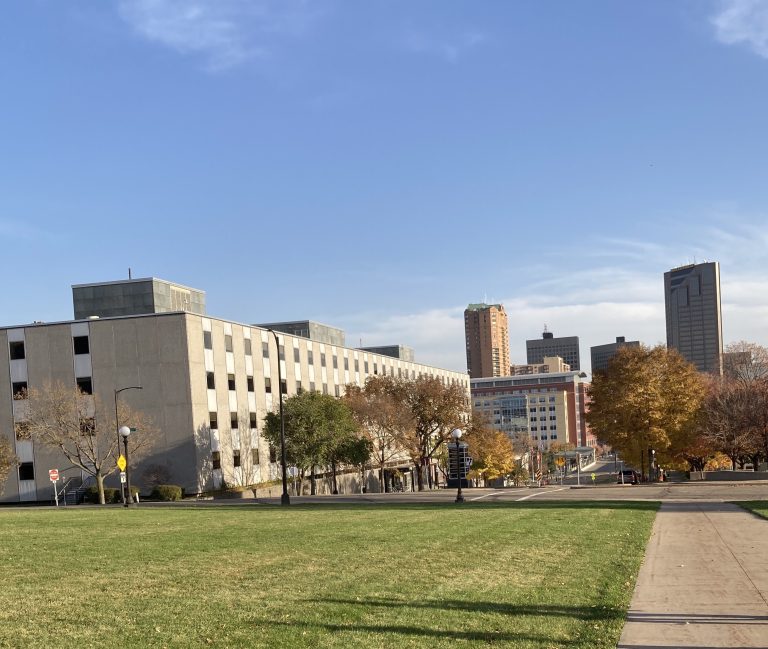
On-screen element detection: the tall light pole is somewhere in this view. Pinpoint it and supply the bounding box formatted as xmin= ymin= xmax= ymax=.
xmin=119 ymin=426 xmax=135 ymax=507
xmin=114 ymin=386 xmax=142 ymax=505
xmin=451 ymin=428 xmax=464 ymax=503
xmin=268 ymin=329 xmax=290 ymax=506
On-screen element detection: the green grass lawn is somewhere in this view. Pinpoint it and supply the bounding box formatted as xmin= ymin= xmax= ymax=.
xmin=739 ymin=500 xmax=768 ymax=520
xmin=0 ymin=501 xmax=656 ymax=649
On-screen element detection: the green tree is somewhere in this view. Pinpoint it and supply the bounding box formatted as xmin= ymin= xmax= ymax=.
xmin=263 ymin=391 xmax=362 ymax=495
xmin=587 ymin=346 xmax=705 ymax=479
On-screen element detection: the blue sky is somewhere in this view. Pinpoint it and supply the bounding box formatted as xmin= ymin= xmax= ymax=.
xmin=2 ymin=0 xmax=768 ymax=373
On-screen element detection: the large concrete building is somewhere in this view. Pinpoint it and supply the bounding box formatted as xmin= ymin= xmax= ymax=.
xmin=526 ymin=330 xmax=581 ymax=371
xmin=471 ymin=369 xmax=594 ymax=450
xmin=464 ymin=303 xmax=510 ymax=378
xmin=510 ymin=356 xmax=570 ymax=376
xmin=590 ymin=336 xmax=641 ymax=374
xmin=1 ymin=284 xmax=469 ymax=503
xmin=664 ymin=262 xmax=723 ymax=374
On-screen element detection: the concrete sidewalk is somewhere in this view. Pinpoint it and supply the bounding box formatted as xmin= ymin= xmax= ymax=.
xmin=618 ymin=502 xmax=768 ymax=648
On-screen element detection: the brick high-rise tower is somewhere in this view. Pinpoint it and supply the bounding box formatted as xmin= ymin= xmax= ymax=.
xmin=464 ymin=303 xmax=510 ymax=378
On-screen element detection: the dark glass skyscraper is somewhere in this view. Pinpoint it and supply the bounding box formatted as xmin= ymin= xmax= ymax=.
xmin=664 ymin=262 xmax=723 ymax=373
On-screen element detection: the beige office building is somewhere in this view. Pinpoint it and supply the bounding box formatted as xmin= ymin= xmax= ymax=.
xmin=1 ymin=284 xmax=469 ymax=503
xmin=464 ymin=303 xmax=510 ymax=378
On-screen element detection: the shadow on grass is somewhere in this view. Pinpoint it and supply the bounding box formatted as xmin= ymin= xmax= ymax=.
xmin=263 ymin=619 xmax=562 ymax=645
xmin=305 ymin=597 xmax=626 ymax=622
xmin=736 ymin=501 xmax=768 ymax=521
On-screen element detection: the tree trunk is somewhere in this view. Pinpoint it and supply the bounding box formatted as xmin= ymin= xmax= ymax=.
xmin=95 ymin=471 xmax=106 ymax=505
xmin=731 ymin=455 xmax=737 ymax=471
xmin=415 ymin=461 xmax=424 ymax=491
xmin=331 ymin=460 xmax=338 ymax=494
xmin=310 ymin=465 xmax=316 ymax=495
xmin=379 ymin=466 xmax=386 ymax=493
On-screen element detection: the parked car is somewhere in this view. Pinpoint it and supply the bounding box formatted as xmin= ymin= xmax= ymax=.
xmin=617 ymin=469 xmax=640 ymax=485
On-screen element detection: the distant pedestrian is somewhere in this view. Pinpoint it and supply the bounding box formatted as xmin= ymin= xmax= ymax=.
xmin=591 ymin=472 xmax=596 ymax=485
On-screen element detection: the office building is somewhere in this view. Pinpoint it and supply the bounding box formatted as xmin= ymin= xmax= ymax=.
xmin=590 ymin=336 xmax=641 ymax=373
xmin=526 ymin=330 xmax=581 ymax=371
xmin=464 ymin=303 xmax=510 ymax=378
xmin=1 ymin=282 xmax=469 ymax=503
xmin=664 ymin=262 xmax=723 ymax=373
xmin=253 ymin=320 xmax=345 ymax=347
xmin=472 ymin=370 xmax=594 ymax=450
xmin=358 ymin=345 xmax=414 ymax=362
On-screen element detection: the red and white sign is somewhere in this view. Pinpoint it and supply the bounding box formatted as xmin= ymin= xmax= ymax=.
xmin=48 ymin=469 xmax=59 ymax=482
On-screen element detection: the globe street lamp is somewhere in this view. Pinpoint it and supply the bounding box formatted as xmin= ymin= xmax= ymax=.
xmin=451 ymin=428 xmax=464 ymax=503
xmin=114 ymin=386 xmax=142 ymax=505
xmin=267 ymin=329 xmax=290 ymax=506
xmin=119 ymin=426 xmax=135 ymax=508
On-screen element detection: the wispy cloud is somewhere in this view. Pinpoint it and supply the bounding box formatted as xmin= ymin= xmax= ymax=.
xmin=342 ymin=215 xmax=768 ymax=374
xmin=711 ymin=0 xmax=768 ymax=59
xmin=402 ymin=27 xmax=488 ymax=63
xmin=117 ymin=0 xmax=322 ymax=71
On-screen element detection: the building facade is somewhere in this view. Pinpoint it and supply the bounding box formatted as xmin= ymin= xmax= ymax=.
xmin=464 ymin=303 xmax=510 ymax=378
xmin=590 ymin=336 xmax=641 ymax=374
xmin=664 ymin=262 xmax=723 ymax=374
xmin=509 ymin=356 xmax=570 ymax=376
xmin=526 ymin=330 xmax=581 ymax=371
xmin=471 ymin=370 xmax=594 ymax=450
xmin=1 ymin=312 xmax=469 ymax=503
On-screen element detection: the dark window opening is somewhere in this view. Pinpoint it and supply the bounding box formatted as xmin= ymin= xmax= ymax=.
xmin=203 ymin=331 xmax=212 ymax=350
xmin=252 ymin=448 xmax=260 ymax=465
xmin=209 ymin=412 xmax=218 ymax=429
xmin=280 ymin=379 xmax=287 ymax=395
xmin=249 ymin=412 xmax=257 ymax=428
xmin=206 ymin=372 xmax=215 ymax=390
xmin=73 ymin=336 xmax=90 ymax=355
xmin=244 ymin=339 xmax=252 ymax=355
xmin=308 ymin=350 xmax=314 ymax=364
xmin=9 ymin=341 xmax=25 ymax=360
xmin=212 ymin=451 xmax=221 ymax=470
xmin=230 ymin=414 xmax=238 ymax=430
xmin=225 ymin=335 xmax=233 ymax=352
xmin=269 ymin=446 xmax=277 ymax=463
xmin=228 ymin=374 xmax=235 ymax=391
xmin=18 ymin=462 xmax=34 ymax=481
xmin=278 ymin=345 xmax=285 ymax=361
xmin=76 ymin=377 xmax=93 ymax=395
xmin=293 ymin=348 xmax=300 ymax=363
xmin=79 ymin=418 xmax=95 ymax=436
xmin=247 ymin=376 xmax=254 ymax=392
xmin=265 ymin=377 xmax=272 ymax=393
xmin=233 ymin=449 xmax=241 ymax=467
xmin=262 ymin=341 xmax=269 ymax=358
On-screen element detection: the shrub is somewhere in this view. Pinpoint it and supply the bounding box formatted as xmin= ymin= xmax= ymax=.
xmin=150 ymin=484 xmax=182 ymax=501
xmin=83 ymin=486 xmax=121 ymax=504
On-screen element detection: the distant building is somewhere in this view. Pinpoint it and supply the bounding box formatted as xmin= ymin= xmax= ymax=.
xmin=254 ymin=320 xmax=345 ymax=347
xmin=472 ymin=370 xmax=594 ymax=450
xmin=464 ymin=303 xmax=510 ymax=378
xmin=664 ymin=262 xmax=723 ymax=373
xmin=72 ymin=277 xmax=206 ymax=320
xmin=526 ymin=330 xmax=581 ymax=371
xmin=358 ymin=345 xmax=414 ymax=362
xmin=510 ymin=356 xmax=570 ymax=376
xmin=590 ymin=336 xmax=641 ymax=373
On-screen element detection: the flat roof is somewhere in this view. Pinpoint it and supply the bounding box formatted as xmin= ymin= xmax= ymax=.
xmin=71 ymin=277 xmax=205 ymax=293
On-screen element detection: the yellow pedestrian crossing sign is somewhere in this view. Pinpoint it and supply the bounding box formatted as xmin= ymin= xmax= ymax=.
xmin=117 ymin=455 xmax=127 ymax=471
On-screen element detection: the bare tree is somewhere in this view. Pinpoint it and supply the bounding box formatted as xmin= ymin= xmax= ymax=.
xmin=344 ymin=377 xmax=414 ymax=492
xmin=0 ymin=436 xmax=16 ymax=494
xmin=25 ymin=382 xmax=158 ymax=504
xmin=701 ymin=378 xmax=756 ymax=470
xmin=223 ymin=409 xmax=262 ymax=489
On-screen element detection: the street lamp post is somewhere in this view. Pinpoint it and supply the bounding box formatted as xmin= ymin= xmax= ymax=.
xmin=268 ymin=329 xmax=290 ymax=506
xmin=119 ymin=426 xmax=135 ymax=507
xmin=114 ymin=386 xmax=142 ymax=505
xmin=451 ymin=428 xmax=464 ymax=503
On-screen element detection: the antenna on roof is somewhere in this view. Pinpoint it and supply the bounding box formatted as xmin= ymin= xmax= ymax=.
xmin=128 ymin=267 xmax=132 ymax=279
xmin=543 ymin=324 xmax=548 ymax=334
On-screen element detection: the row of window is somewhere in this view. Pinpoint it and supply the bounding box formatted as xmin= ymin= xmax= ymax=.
xmin=9 ymin=337 xmax=90 ymax=362
xmin=210 ymin=447 xmax=276 ymax=470
xmin=12 ymin=376 xmax=92 ymax=400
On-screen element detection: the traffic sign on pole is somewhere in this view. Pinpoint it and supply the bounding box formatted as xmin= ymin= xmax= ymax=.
xmin=48 ymin=469 xmax=59 ymax=482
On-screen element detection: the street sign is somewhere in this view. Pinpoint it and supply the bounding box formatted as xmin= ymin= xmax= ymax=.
xmin=119 ymin=472 xmax=127 ymax=484
xmin=48 ymin=469 xmax=59 ymax=482
xmin=117 ymin=455 xmax=127 ymax=471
